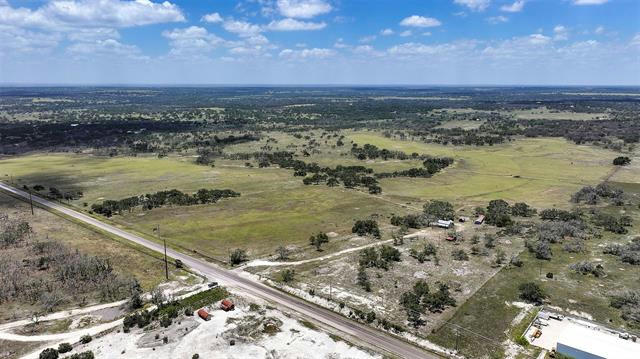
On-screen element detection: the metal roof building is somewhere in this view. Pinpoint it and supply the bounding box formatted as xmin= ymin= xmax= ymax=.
xmin=556 ymin=323 xmax=639 ymax=359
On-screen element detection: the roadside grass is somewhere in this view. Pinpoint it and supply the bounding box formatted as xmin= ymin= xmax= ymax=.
xmin=298 ymin=319 xmax=318 ymax=330
xmin=510 ymin=307 xmax=540 ymax=344
xmin=347 ymin=132 xmax=618 ymax=208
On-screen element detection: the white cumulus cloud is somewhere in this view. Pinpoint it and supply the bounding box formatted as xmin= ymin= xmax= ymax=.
xmin=454 ymin=0 xmax=491 ymax=12
xmin=500 ymin=0 xmax=525 ymax=12
xmin=223 ymin=19 xmax=263 ymax=37
xmin=162 ymin=26 xmax=226 ymax=56
xmin=279 ymin=47 xmax=335 ymax=60
xmin=201 ymin=12 xmax=222 ymax=23
xmin=265 ymin=18 xmax=326 ymax=31
xmin=553 ymin=25 xmax=569 ymax=41
xmin=276 ymin=0 xmax=332 ymax=19
xmin=400 ymin=15 xmax=441 ymax=28
xmin=0 ymin=0 xmax=185 ymax=30
xmin=380 ymin=28 xmax=394 ymax=36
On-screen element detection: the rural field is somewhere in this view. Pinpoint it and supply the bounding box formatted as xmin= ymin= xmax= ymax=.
xmin=347 ymin=132 xmax=620 ymax=208
xmin=0 ymin=131 xmax=622 ymax=261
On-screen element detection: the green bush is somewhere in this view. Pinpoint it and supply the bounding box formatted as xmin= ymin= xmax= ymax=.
xmin=58 ymin=343 xmax=73 ymax=354
xmin=66 ymin=351 xmax=94 ymax=359
xmin=79 ymin=335 xmax=92 ymax=344
xmin=39 ymin=348 xmax=58 ymax=359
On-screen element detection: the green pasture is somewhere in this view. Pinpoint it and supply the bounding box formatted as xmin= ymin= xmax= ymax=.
xmin=347 ymin=132 xmax=619 ymax=208
xmin=0 ymin=153 xmax=404 ymax=258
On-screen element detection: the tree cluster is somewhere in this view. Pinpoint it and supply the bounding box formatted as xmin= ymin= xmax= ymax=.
xmin=352 ymin=219 xmax=381 ymax=238
xmin=603 ymin=237 xmax=640 ymax=265
xmin=90 ymin=188 xmax=240 ymax=217
xmin=610 ymin=290 xmax=640 ymax=327
xmin=309 ymin=232 xmax=329 ymax=251
xmin=613 ymin=156 xmax=632 ymax=166
xmin=358 ymin=245 xmax=401 ymax=270
xmin=570 ymin=261 xmax=605 ymax=277
xmin=399 ymin=280 xmax=456 ymax=328
xmin=572 ymin=183 xmax=624 ymax=206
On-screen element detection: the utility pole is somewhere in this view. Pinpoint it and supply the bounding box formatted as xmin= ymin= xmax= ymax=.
xmin=164 ymin=236 xmax=169 ymax=281
xmin=154 ymin=225 xmax=168 ymax=281
xmin=454 ymin=328 xmax=460 ymax=353
xmin=29 ymin=190 xmax=34 ymax=215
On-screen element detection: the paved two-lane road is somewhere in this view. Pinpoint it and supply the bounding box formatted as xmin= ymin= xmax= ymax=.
xmin=0 ymin=182 xmax=440 ymax=359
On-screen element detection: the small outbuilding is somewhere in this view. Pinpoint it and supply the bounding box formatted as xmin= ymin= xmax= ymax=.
xmin=220 ymin=299 xmax=235 ymax=311
xmin=474 ymin=215 xmax=485 ymax=225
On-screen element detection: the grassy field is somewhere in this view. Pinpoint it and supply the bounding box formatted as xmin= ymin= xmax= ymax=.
xmin=0 ymin=153 xmax=404 ymax=259
xmin=347 ymin=132 xmax=619 ymax=208
xmin=0 ymin=131 xmax=625 ymax=261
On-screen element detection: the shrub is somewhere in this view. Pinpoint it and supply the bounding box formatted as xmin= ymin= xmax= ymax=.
xmin=510 ymin=257 xmax=523 ymax=267
xmin=229 ymin=248 xmax=248 ymax=265
xmin=451 ymin=249 xmax=469 ymax=261
xmin=280 ymin=269 xmax=296 ymax=283
xmin=613 ymin=156 xmax=631 ymax=166
xmin=518 ymin=282 xmax=545 ymax=305
xmin=39 ymin=348 xmax=58 ymax=359
xmin=352 ymin=219 xmax=381 ymax=238
xmin=58 ymin=343 xmax=73 ymax=354
xmin=79 ymin=335 xmax=92 ymax=344
xmin=66 ymin=351 xmax=94 ymax=359
xmin=570 ymin=261 xmax=605 ymax=277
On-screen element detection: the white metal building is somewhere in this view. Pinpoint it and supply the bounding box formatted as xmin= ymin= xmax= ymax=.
xmin=556 ymin=323 xmax=638 ymax=359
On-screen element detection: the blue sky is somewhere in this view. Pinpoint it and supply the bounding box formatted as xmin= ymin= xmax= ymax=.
xmin=0 ymin=0 xmax=639 ymax=85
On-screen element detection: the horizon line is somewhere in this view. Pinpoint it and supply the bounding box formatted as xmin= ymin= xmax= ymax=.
xmin=1 ymin=83 xmax=640 ymax=88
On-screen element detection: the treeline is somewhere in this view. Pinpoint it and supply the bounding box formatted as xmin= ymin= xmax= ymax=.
xmin=237 ymin=151 xmax=383 ymax=193
xmin=350 ymin=143 xmax=418 ymax=160
xmin=376 ymin=157 xmax=454 ymax=179
xmin=91 ymin=188 xmax=240 ymax=217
